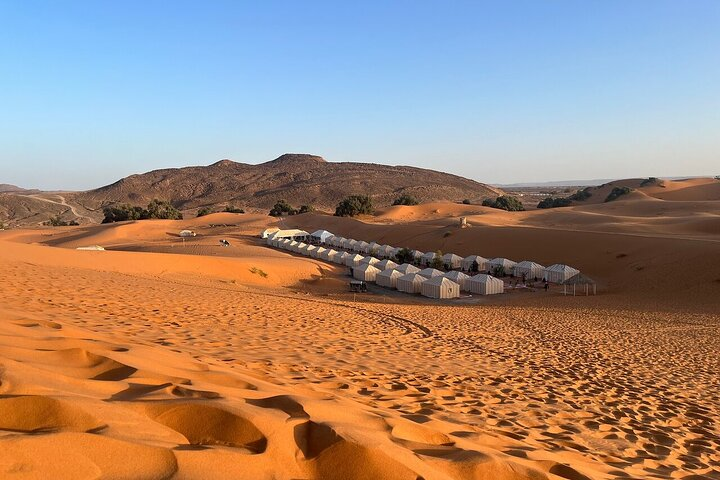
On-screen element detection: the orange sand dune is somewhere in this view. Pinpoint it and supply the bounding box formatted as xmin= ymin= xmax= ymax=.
xmin=1 ymin=201 xmax=719 ymax=479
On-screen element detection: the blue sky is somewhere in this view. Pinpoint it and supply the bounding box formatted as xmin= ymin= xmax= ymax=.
xmin=1 ymin=1 xmax=718 ymax=190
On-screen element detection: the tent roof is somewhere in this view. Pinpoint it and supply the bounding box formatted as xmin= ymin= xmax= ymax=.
xmin=310 ymin=229 xmax=333 ymax=237
xmin=398 ymin=273 xmax=424 ymax=281
xmin=423 ymin=276 xmax=459 ymax=287
xmin=562 ymin=273 xmax=596 ymax=285
xmin=377 ymin=268 xmax=402 ymax=278
xmin=356 ymin=263 xmax=381 ymax=273
xmin=545 ymin=264 xmax=580 ymax=273
xmin=516 ymin=260 xmax=545 ymax=269
xmin=444 ymin=271 xmax=469 ymax=281
xmin=463 ymin=255 xmax=488 ymax=261
xmin=470 ymin=274 xmax=503 ymax=284
xmin=418 ymin=268 xmax=443 ymax=277
xmin=442 ymin=253 xmax=463 ymax=260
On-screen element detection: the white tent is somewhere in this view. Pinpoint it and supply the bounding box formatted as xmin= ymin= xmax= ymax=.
xmin=376 ymin=269 xmax=402 ymax=288
xmin=76 ymin=245 xmax=105 ymax=251
xmin=514 ymin=261 xmax=545 ymax=280
xmin=360 ymin=256 xmax=380 ymax=266
xmin=310 ymin=230 xmax=334 ymax=244
xmin=410 ymin=250 xmax=423 ymax=262
xmin=288 ymin=241 xmax=299 ymax=251
xmin=375 ymin=259 xmax=398 ymax=271
xmin=421 ymin=277 xmax=460 ymax=299
xmin=179 ymin=230 xmax=196 ymax=238
xmin=343 ymin=238 xmax=358 ymax=250
xmin=320 ymin=248 xmax=338 ymax=261
xmin=421 ymin=252 xmax=438 ymax=266
xmin=469 ymin=274 xmax=504 ymax=295
xmin=269 ymin=229 xmax=309 ymax=242
xmin=296 ymin=242 xmax=308 ymax=253
xmin=355 ymin=240 xmax=369 ymax=253
xmin=345 ymin=253 xmax=365 ymax=267
xmin=442 ymin=253 xmax=463 ymax=270
xmin=311 ymin=246 xmax=327 ymax=259
xmin=334 ymin=251 xmax=351 ymax=265
xmin=367 ymin=242 xmax=381 ymax=256
xmin=353 ymin=263 xmax=381 ymax=282
xmin=332 ymin=236 xmax=346 ymax=248
xmin=302 ymin=244 xmax=317 ymax=256
xmin=544 ymin=264 xmax=580 ymax=284
xmin=489 ymin=258 xmax=517 ymax=275
xmin=260 ymin=227 xmax=280 ymax=239
xmin=396 ymin=273 xmax=425 ymax=294
xmin=418 ymin=268 xmax=443 ymax=279
xmin=462 ymin=255 xmax=489 ymax=272
xmin=443 ymin=271 xmax=471 ymax=291
xmin=395 ymin=263 xmax=420 ymax=275
xmin=279 ymin=239 xmax=291 ymax=249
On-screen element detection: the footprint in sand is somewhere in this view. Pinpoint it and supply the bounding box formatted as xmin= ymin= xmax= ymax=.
xmin=144 ymin=403 xmax=267 ymax=453
xmin=0 ymin=395 xmax=106 ymax=433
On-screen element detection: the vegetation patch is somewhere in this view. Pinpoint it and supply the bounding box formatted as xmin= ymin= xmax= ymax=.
xmin=225 ymin=206 xmax=245 ymax=214
xmin=392 ymin=194 xmax=419 ymax=206
xmin=537 ymin=197 xmax=572 ymax=209
xmin=335 ymin=195 xmax=374 ymax=217
xmin=462 ymin=199 xmax=471 ymax=205
xmin=102 ymin=199 xmax=182 ymax=223
xmin=605 ymin=186 xmax=632 ymax=202
xmin=640 ymin=177 xmax=665 ymax=187
xmin=196 ymin=207 xmax=213 ymax=217
xmin=569 ymin=187 xmax=593 ymax=201
xmin=44 ymin=215 xmax=80 ymax=226
xmin=482 ymin=195 xmax=525 ymax=211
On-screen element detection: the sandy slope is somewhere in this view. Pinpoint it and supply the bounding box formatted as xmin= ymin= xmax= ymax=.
xmin=1 ymin=202 xmax=719 ymax=479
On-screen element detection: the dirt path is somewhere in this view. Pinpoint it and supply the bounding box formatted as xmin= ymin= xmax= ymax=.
xmin=28 ymin=194 xmax=94 ymax=222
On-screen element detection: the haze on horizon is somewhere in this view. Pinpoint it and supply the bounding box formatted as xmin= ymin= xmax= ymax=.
xmin=1 ymin=1 xmax=718 ymax=191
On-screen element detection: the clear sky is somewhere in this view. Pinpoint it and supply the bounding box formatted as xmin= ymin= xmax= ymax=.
xmin=1 ymin=1 xmax=718 ymax=190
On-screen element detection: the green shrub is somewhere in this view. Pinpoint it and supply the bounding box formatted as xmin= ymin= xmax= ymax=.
xmin=640 ymin=177 xmax=664 ymax=187
xmin=392 ymin=194 xmax=419 ymax=206
xmin=462 ymin=199 xmax=471 ymax=205
xmin=298 ymin=205 xmax=315 ymax=214
xmin=44 ymin=215 xmax=79 ymax=226
xmin=102 ymin=199 xmax=182 ymax=223
xmin=224 ymin=206 xmax=245 ymax=214
xmin=569 ymin=187 xmax=592 ymax=201
xmin=269 ymin=200 xmax=297 ymax=217
xmin=482 ymin=196 xmax=525 ymax=211
xmin=605 ymin=186 xmax=632 ymax=202
xmin=395 ymin=248 xmax=415 ymax=264
xmin=196 ymin=207 xmax=213 ymax=217
xmin=430 ymin=250 xmax=444 ymax=270
xmin=537 ymin=197 xmax=572 ymax=209
xmin=334 ymin=195 xmax=373 ymax=217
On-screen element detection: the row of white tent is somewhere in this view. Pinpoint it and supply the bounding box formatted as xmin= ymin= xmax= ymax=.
xmin=271 ymin=237 xmax=504 ymax=298
xmin=264 ymin=228 xmax=580 ymax=284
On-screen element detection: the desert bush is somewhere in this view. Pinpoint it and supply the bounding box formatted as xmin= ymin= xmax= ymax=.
xmin=395 ymin=248 xmax=415 ymax=264
xmin=249 ymin=267 xmax=268 ymax=278
xmin=482 ymin=196 xmax=525 ymax=211
xmin=392 ymin=194 xmax=419 ymax=206
xmin=443 ymin=231 xmax=452 ymax=238
xmin=431 ymin=250 xmax=444 ymax=270
xmin=298 ymin=205 xmax=315 ymax=214
xmin=569 ymin=187 xmax=592 ymax=201
xmin=43 ymin=215 xmax=79 ymax=226
xmin=462 ymin=199 xmax=471 ymax=205
xmin=640 ymin=177 xmax=664 ymax=187
xmin=335 ymin=195 xmax=373 ymax=217
xmin=493 ymin=265 xmax=506 ymax=277
xmin=269 ymin=200 xmax=297 ymax=217
xmin=605 ymin=186 xmax=632 ymax=202
xmin=145 ymin=199 xmax=183 ymax=220
xmin=537 ymin=197 xmax=572 ymax=209
xmin=196 ymin=207 xmax=213 ymax=217
xmin=102 ymin=199 xmax=182 ymax=223
xmin=224 ymin=205 xmax=245 ymax=214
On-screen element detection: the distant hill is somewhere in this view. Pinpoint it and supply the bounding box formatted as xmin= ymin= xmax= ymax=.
xmin=72 ymin=154 xmax=501 ymax=213
xmin=0 ymin=184 xmax=38 ymax=194
xmin=0 ymin=154 xmax=501 ymax=225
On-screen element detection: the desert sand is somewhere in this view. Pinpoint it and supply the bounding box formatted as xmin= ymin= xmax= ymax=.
xmin=1 ymin=183 xmax=719 ymax=479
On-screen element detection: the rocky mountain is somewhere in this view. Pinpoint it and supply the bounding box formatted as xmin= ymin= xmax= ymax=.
xmin=0 ymin=154 xmax=501 ymax=225
xmin=73 ymin=154 xmax=501 ymax=212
